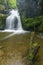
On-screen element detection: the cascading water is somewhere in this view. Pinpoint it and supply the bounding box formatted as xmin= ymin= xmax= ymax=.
xmin=6 ymin=9 xmax=23 ymax=30
xmin=0 ymin=9 xmax=28 ymax=34
xmin=4 ymin=9 xmax=26 ymax=33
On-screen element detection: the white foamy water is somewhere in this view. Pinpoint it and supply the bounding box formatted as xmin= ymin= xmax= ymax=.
xmin=6 ymin=9 xmax=23 ymax=30
xmin=2 ymin=9 xmax=28 ymax=34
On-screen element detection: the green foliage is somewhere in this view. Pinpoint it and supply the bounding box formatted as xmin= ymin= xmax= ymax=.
xmin=35 ymin=16 xmax=43 ymax=32
xmin=0 ymin=0 xmax=17 ymax=10
xmin=37 ymin=22 xmax=43 ymax=32
xmin=9 ymin=0 xmax=16 ymax=8
xmin=0 ymin=0 xmax=6 ymax=4
xmin=0 ymin=14 xmax=7 ymax=30
xmin=22 ymin=15 xmax=43 ymax=32
xmin=29 ymin=53 xmax=33 ymax=61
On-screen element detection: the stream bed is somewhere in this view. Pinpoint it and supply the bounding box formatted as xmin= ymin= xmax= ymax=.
xmin=0 ymin=32 xmax=43 ymax=65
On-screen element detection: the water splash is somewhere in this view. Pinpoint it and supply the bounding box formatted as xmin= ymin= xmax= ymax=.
xmin=6 ymin=9 xmax=23 ymax=30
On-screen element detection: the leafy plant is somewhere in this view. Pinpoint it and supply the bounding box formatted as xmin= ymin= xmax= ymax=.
xmin=22 ymin=15 xmax=43 ymax=32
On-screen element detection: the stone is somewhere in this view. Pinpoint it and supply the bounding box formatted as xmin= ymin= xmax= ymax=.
xmin=0 ymin=50 xmax=4 ymax=57
xmin=0 ymin=46 xmax=3 ymax=49
xmin=17 ymin=0 xmax=41 ymax=17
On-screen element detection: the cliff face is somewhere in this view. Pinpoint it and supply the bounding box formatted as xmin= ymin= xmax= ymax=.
xmin=17 ymin=0 xmax=25 ymax=16
xmin=17 ymin=0 xmax=41 ymax=18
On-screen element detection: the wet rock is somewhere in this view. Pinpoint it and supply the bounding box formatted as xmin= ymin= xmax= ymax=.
xmin=17 ymin=0 xmax=41 ymax=18
xmin=0 ymin=50 xmax=4 ymax=57
xmin=0 ymin=46 xmax=3 ymax=49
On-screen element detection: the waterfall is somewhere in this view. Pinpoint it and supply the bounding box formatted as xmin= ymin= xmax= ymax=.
xmin=0 ymin=9 xmax=28 ymax=34
xmin=6 ymin=9 xmax=23 ymax=30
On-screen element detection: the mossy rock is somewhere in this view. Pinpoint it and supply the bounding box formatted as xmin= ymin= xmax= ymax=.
xmin=0 ymin=5 xmax=5 ymax=11
xmin=0 ymin=14 xmax=7 ymax=30
xmin=28 ymin=53 xmax=34 ymax=61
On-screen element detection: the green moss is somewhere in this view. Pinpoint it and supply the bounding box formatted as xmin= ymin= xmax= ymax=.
xmin=0 ymin=14 xmax=7 ymax=30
